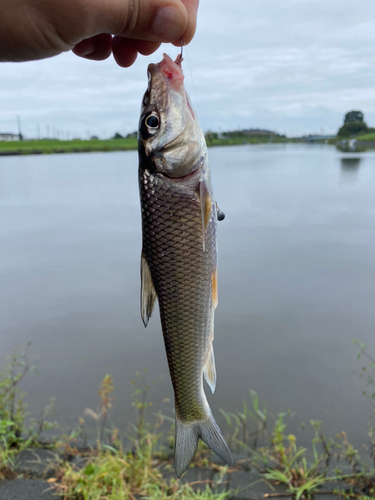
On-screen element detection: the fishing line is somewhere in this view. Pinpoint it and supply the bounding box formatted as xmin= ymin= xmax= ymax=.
xmin=182 ymin=42 xmax=202 ymax=124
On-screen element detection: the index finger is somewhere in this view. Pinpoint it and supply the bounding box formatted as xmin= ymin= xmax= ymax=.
xmin=172 ymin=0 xmax=199 ymax=46
xmin=89 ymin=0 xmax=196 ymax=44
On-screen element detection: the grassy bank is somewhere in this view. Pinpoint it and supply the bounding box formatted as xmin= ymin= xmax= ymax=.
xmin=0 ymin=135 xmax=290 ymax=156
xmin=2 ymin=131 xmax=375 ymax=157
xmin=354 ymin=132 xmax=375 ymax=142
xmin=333 ymin=132 xmax=375 ymax=144
xmin=0 ymin=138 xmax=137 ymax=156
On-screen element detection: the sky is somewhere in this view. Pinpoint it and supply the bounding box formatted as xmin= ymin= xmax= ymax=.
xmin=1 ymin=0 xmax=375 ymax=138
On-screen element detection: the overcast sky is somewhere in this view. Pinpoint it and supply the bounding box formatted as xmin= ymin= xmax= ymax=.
xmin=1 ymin=0 xmax=375 ymax=138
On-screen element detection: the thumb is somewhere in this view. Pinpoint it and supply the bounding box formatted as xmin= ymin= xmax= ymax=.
xmin=92 ymin=0 xmax=197 ymax=45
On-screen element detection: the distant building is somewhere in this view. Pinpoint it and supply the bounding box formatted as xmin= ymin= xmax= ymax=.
xmin=0 ymin=133 xmax=20 ymax=142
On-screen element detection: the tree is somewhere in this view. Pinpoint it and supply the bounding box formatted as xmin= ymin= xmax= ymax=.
xmin=344 ymin=110 xmax=364 ymax=124
xmin=112 ymin=132 xmax=123 ymax=139
xmin=337 ymin=110 xmax=368 ymax=137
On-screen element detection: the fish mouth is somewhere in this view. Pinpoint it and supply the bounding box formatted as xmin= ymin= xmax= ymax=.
xmin=159 ymin=54 xmax=184 ymax=91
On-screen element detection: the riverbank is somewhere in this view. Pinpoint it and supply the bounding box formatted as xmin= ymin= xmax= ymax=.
xmin=0 ymin=136 xmax=290 ymax=156
xmin=0 ymin=446 xmax=348 ymax=500
xmin=1 ymin=133 xmax=375 ymax=156
xmin=0 ymin=138 xmax=137 ymax=156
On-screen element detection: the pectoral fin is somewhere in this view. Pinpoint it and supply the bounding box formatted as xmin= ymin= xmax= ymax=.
xmin=140 ymin=252 xmax=157 ymax=327
xmin=199 ymin=181 xmax=212 ymax=252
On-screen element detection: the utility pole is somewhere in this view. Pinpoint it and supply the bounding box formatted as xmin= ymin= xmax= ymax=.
xmin=17 ymin=115 xmax=23 ymax=140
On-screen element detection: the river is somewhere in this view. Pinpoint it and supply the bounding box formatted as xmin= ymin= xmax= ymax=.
xmin=1 ymin=144 xmax=374 ymax=451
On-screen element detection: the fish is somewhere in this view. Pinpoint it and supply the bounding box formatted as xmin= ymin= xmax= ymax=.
xmin=138 ymin=53 xmax=232 ymax=477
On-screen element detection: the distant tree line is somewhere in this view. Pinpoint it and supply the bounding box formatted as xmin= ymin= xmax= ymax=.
xmin=112 ymin=132 xmax=137 ymax=139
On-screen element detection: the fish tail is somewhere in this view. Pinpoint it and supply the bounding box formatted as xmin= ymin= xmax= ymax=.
xmin=175 ymin=411 xmax=232 ymax=477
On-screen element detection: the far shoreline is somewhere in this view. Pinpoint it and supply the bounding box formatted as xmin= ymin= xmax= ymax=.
xmin=1 ymin=136 xmax=375 ymax=157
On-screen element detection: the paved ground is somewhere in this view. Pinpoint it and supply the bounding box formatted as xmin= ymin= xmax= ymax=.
xmin=0 ymin=479 xmax=58 ymax=500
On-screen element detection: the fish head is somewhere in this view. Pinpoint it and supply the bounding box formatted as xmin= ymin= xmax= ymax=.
xmin=138 ymin=54 xmax=206 ymax=178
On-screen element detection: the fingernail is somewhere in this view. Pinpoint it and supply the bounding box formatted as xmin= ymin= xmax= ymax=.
xmin=152 ymin=6 xmax=185 ymax=41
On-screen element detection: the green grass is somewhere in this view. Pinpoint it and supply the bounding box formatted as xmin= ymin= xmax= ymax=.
xmin=355 ymin=133 xmax=375 ymax=142
xmin=55 ymin=445 xmax=232 ymax=500
xmin=0 ymin=138 xmax=138 ymax=155
xmin=0 ymin=135 xmax=291 ymax=156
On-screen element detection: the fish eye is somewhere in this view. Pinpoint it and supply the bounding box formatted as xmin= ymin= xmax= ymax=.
xmin=146 ymin=114 xmax=159 ymax=129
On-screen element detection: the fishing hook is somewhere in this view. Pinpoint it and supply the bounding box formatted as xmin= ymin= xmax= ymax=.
xmin=175 ymin=38 xmax=184 ymax=65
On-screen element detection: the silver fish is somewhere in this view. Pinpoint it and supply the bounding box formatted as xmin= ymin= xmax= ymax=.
xmin=138 ymin=53 xmax=232 ymax=476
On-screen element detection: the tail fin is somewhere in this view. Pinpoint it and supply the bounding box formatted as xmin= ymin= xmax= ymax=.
xmin=175 ymin=413 xmax=232 ymax=477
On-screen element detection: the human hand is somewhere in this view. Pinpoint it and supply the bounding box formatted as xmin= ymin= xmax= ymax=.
xmin=0 ymin=0 xmax=198 ymax=67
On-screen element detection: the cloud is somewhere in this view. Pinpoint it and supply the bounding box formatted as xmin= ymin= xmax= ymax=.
xmin=1 ymin=0 xmax=375 ymax=136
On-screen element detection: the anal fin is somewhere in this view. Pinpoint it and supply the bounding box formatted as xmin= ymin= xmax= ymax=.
xmin=141 ymin=252 xmax=157 ymax=327
xmin=203 ymin=344 xmax=216 ymax=393
xmin=204 ymin=268 xmax=218 ymax=393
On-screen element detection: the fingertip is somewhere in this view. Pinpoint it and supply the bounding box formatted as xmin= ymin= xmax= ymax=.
xmin=73 ymin=34 xmax=112 ymax=61
xmin=179 ymin=0 xmax=199 ymax=45
xmin=112 ymin=37 xmax=138 ymax=68
xmin=152 ymin=5 xmax=188 ymax=42
xmin=135 ymin=40 xmax=161 ymax=56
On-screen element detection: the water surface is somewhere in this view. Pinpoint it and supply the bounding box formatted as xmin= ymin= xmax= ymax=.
xmin=1 ymin=144 xmax=374 ymax=449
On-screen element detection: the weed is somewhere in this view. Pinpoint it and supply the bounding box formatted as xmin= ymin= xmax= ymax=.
xmin=97 ymin=374 xmax=115 ymax=445
xmin=257 ymin=414 xmax=329 ymax=499
xmin=0 ymin=344 xmax=35 ymax=476
xmin=130 ymin=369 xmax=153 ymax=442
xmin=56 ymin=447 xmax=232 ymax=500
xmin=53 ymin=372 xmax=234 ymax=499
xmin=220 ymin=390 xmax=267 ymax=451
xmin=0 ymin=343 xmax=35 ymax=443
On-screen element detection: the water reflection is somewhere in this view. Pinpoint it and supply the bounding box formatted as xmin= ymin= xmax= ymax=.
xmin=339 ymin=156 xmax=361 ymax=183
xmin=336 ymin=142 xmax=367 ymax=153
